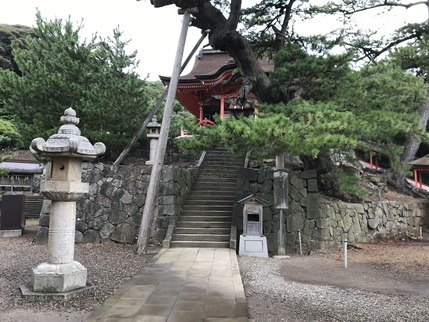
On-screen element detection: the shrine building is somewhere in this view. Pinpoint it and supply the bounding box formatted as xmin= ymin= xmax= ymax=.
xmin=159 ymin=49 xmax=274 ymax=125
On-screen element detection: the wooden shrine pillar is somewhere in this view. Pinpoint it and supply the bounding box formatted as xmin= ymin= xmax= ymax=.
xmin=369 ymin=152 xmax=373 ymax=169
xmin=199 ymin=104 xmax=203 ymax=126
xmin=220 ymin=88 xmax=225 ymax=119
xmin=420 ymin=171 xmax=423 ymax=189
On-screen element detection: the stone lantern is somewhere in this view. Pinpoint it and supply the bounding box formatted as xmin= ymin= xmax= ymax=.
xmin=146 ymin=116 xmax=161 ymax=165
xmin=22 ymin=107 xmax=105 ymax=299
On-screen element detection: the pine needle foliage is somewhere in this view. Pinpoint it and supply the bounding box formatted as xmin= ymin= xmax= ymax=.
xmin=179 ymin=42 xmax=428 ymax=173
xmin=0 ymin=12 xmax=151 ymax=159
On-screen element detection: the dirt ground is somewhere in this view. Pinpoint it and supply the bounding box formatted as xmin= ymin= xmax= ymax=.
xmin=0 ymin=224 xmax=159 ymax=322
xmin=279 ymin=235 xmax=429 ymax=298
xmin=239 ymin=234 xmax=429 ymax=321
xmin=1 ymin=225 xmax=429 ymax=321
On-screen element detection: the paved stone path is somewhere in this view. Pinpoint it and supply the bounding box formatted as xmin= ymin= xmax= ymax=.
xmin=85 ymin=248 xmax=248 ymax=322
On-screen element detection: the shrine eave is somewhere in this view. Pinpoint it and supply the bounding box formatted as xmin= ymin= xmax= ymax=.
xmin=159 ymin=63 xmax=237 ymax=86
xmin=409 ymin=155 xmax=429 ymax=167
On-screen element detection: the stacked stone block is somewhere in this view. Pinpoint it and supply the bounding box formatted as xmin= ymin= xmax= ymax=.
xmin=234 ymin=167 xmax=429 ymax=255
xmin=36 ymin=162 xmax=428 ymax=254
xmin=321 ymin=200 xmax=428 ymax=243
xmin=37 ymin=163 xmax=198 ymax=245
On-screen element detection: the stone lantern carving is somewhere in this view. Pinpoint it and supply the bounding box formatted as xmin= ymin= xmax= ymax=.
xmin=22 ymin=107 xmax=105 ymax=298
xmin=146 ymin=116 xmax=161 ymax=165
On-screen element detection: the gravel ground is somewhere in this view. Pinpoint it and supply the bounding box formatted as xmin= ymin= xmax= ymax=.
xmin=239 ymin=239 xmax=429 ymax=322
xmin=0 ymin=229 xmax=160 ymax=321
xmin=2 ymin=226 xmax=429 ymax=322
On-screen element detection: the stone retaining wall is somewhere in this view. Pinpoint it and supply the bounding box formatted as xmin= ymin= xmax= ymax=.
xmin=321 ymin=200 xmax=428 ymax=244
xmin=35 ymin=163 xmax=428 ymax=253
xmin=234 ymin=167 xmax=429 ymax=255
xmin=36 ymin=163 xmax=198 ymax=245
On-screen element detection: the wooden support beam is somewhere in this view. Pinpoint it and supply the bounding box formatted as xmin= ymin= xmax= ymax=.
xmin=136 ymin=10 xmax=191 ymax=255
xmin=113 ymin=30 xmax=207 ymax=166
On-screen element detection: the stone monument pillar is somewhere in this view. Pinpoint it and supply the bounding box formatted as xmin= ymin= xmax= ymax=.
xmin=22 ymin=107 xmax=105 ymax=299
xmin=146 ymin=116 xmax=161 ymax=165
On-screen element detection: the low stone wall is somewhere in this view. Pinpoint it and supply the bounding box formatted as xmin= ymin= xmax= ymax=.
xmin=36 ymin=163 xmax=198 ymax=245
xmin=35 ymin=161 xmax=428 ymax=252
xmin=234 ymin=167 xmax=429 ymax=255
xmin=321 ymin=200 xmax=428 ymax=243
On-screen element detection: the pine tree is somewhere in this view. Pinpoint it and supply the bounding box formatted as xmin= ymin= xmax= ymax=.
xmin=0 ymin=12 xmax=151 ymax=158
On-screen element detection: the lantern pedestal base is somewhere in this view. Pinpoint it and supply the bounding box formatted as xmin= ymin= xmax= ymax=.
xmin=239 ymin=235 xmax=268 ymax=258
xmin=31 ymin=261 xmax=87 ymax=293
xmin=20 ymin=281 xmax=95 ymax=301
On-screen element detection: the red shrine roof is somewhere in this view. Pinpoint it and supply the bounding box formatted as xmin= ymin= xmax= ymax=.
xmin=159 ymin=49 xmax=274 ymax=117
xmin=409 ymin=155 xmax=429 ymax=167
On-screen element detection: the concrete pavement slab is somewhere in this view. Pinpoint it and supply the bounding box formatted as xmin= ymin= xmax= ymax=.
xmin=85 ymin=248 xmax=248 ymax=322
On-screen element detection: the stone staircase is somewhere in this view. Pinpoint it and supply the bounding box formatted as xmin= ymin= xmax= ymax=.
xmin=170 ymin=148 xmax=242 ymax=248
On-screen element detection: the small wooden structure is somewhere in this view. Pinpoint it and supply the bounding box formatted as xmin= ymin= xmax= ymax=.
xmin=355 ymin=142 xmax=390 ymax=171
xmin=408 ymin=155 xmax=429 ymax=189
xmin=0 ymin=160 xmax=43 ymax=192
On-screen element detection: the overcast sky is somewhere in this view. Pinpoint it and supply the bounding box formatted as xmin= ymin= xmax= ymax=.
xmin=0 ymin=0 xmax=204 ymax=80
xmin=0 ymin=0 xmax=427 ymax=81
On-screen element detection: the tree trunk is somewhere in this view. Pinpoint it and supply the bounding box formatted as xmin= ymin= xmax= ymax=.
xmin=401 ymin=97 xmax=429 ymax=162
xmin=177 ymin=0 xmax=285 ymax=104
xmin=391 ymin=96 xmax=429 ymax=188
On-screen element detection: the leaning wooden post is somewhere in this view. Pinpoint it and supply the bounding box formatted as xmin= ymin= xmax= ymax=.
xmin=136 ymin=9 xmax=191 ymax=254
xmin=113 ymin=31 xmax=207 ymax=166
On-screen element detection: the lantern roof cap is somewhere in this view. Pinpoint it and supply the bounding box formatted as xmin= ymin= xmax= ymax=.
xmin=30 ymin=107 xmax=106 ymax=160
xmin=238 ymin=194 xmax=269 ymax=205
xmin=147 ymin=116 xmax=161 ymax=128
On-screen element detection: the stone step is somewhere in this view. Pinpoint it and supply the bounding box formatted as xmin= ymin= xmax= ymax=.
xmin=185 ymin=197 xmax=235 ymax=203
xmin=184 ymin=197 xmax=234 ymax=203
xmin=196 ymin=176 xmax=238 ymax=181
xmin=187 ymin=190 xmax=235 ymax=196
xmin=199 ymin=170 xmax=238 ymax=174
xmin=24 ymin=195 xmax=44 ymax=218
xmin=198 ymin=173 xmax=238 ymax=179
xmin=184 ymin=199 xmax=234 ymax=206
xmin=198 ymin=175 xmax=237 ymax=180
xmin=191 ymin=185 xmax=236 ymax=189
xmin=174 ymin=227 xmax=230 ymax=234
xmin=186 ymin=192 xmax=235 ymax=198
xmin=176 ymin=221 xmax=231 ymax=228
xmin=194 ymin=179 xmax=237 ymax=185
xmin=190 ymin=186 xmax=236 ymax=192
xmin=203 ymin=159 xmax=242 ymax=165
xmin=168 ymin=147 xmax=241 ymax=249
xmin=170 ymin=240 xmax=230 ymax=248
xmin=179 ymin=214 xmax=232 ymax=222
xmin=190 ymin=189 xmax=236 ymax=195
xmin=182 ymin=204 xmax=233 ymax=211
xmin=201 ymin=165 xmax=239 ymax=171
xmin=203 ymin=160 xmax=237 ymax=164
xmin=199 ymin=167 xmax=239 ymax=172
xmin=190 ymin=189 xmax=236 ymax=194
xmin=184 ymin=199 xmax=234 ymax=205
xmin=203 ymin=163 xmax=241 ymax=168
xmin=172 ymin=233 xmax=230 ymax=242
xmin=195 ymin=177 xmax=238 ymax=183
xmin=180 ymin=208 xmax=232 ymax=215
